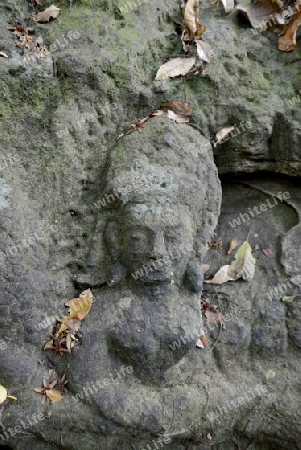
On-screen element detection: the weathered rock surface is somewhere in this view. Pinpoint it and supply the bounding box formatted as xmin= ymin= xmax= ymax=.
xmin=0 ymin=0 xmax=301 ymax=449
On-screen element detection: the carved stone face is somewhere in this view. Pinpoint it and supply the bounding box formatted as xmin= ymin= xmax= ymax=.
xmin=121 ymin=203 xmax=194 ymax=285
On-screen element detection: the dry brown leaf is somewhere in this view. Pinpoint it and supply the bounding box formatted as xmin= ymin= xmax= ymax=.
xmin=262 ymin=248 xmax=276 ymax=257
xmin=164 ymin=110 xmax=190 ymax=123
xmin=34 ymin=5 xmax=60 ymax=23
xmin=64 ymin=288 xmax=93 ymax=320
xmin=221 ymin=0 xmax=234 ymax=13
xmin=155 ymin=57 xmax=196 ymax=81
xmin=205 ymin=309 xmax=224 ymax=324
xmin=183 ymin=0 xmax=200 ymax=34
xmin=0 ymin=51 xmax=8 ymax=57
xmin=65 ymin=318 xmax=82 ymax=332
xmin=278 ymin=10 xmax=301 ymax=51
xmin=204 ymin=264 xmax=233 ymax=284
xmin=237 ymin=0 xmax=284 ymax=29
xmin=34 ymin=0 xmax=43 ymax=5
xmin=214 ymin=126 xmax=235 ymax=147
xmin=44 ymin=339 xmax=55 ymax=350
xmin=202 ymin=264 xmax=210 ymax=273
xmin=148 ymin=110 xmax=164 ymax=117
xmin=161 ymin=101 xmax=192 ymax=116
xmin=196 ymin=330 xmax=206 ymax=348
xmin=196 ymin=40 xmax=213 ymax=63
xmin=45 ymin=388 xmax=62 ymax=402
xmin=228 ymin=240 xmax=255 ymax=281
xmin=228 ymin=239 xmax=238 ymax=255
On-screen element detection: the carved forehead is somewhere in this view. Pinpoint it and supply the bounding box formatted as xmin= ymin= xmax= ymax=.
xmin=122 ymin=203 xmax=193 ymax=229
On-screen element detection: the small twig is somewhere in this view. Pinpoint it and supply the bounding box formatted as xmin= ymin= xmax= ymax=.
xmin=70 ymin=0 xmax=73 ymax=11
xmin=209 ymin=322 xmax=222 ymax=352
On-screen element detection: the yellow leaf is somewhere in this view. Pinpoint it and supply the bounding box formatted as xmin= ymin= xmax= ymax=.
xmin=45 ymin=389 xmax=62 ymax=402
xmin=0 ymin=384 xmax=17 ymax=404
xmin=228 ymin=240 xmax=255 ymax=281
xmin=65 ymin=289 xmax=93 ymax=320
xmin=34 ymin=5 xmax=60 ymax=23
xmin=155 ymin=57 xmax=196 ymax=81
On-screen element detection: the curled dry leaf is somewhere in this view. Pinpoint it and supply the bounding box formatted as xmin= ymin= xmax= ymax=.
xmin=34 ymin=5 xmax=60 ymax=23
xmin=278 ymin=10 xmax=301 ymax=51
xmin=214 ymin=126 xmax=235 ymax=147
xmin=165 ymin=109 xmax=190 ymax=123
xmin=228 ymin=238 xmax=238 ymax=255
xmin=0 ymin=51 xmax=8 ymax=57
xmin=183 ymin=0 xmax=199 ymax=34
xmin=237 ymin=0 xmax=284 ymax=29
xmin=195 ymin=40 xmax=213 ymax=63
xmin=155 ymin=57 xmax=196 ymax=81
xmin=196 ymin=330 xmax=206 ymax=348
xmin=204 ymin=264 xmax=233 ymax=284
xmin=228 ymin=240 xmax=255 ymax=281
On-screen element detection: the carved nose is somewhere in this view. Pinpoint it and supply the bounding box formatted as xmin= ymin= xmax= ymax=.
xmin=148 ymin=232 xmax=168 ymax=259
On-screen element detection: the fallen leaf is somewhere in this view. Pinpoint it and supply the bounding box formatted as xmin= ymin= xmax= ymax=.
xmin=64 ymin=288 xmax=93 ymax=320
xmin=228 ymin=239 xmax=238 ymax=255
xmin=221 ymin=0 xmax=234 ymax=13
xmin=205 ymin=309 xmax=224 ymax=324
xmin=202 ymin=264 xmax=210 ymax=273
xmin=228 ymin=240 xmax=255 ymax=281
xmin=262 ymin=248 xmax=276 ymax=257
xmin=214 ymin=126 xmax=235 ymax=147
xmin=282 ymin=296 xmax=294 ymax=303
xmin=64 ymin=319 xmax=81 ymax=333
xmin=155 ymin=57 xmax=196 ymax=81
xmin=204 ymin=264 xmax=233 ymax=284
xmin=278 ymin=10 xmax=301 ymax=51
xmin=34 ymin=0 xmax=43 ymax=5
xmin=265 ymin=369 xmax=275 ymax=380
xmin=34 ymin=5 xmax=60 ymax=23
xmin=183 ymin=0 xmax=200 ymax=35
xmin=165 ymin=109 xmax=190 ymax=123
xmin=196 ymin=329 xmax=206 ymax=347
xmin=161 ymin=101 xmax=192 ymax=116
xmin=45 ymin=388 xmax=62 ymax=402
xmin=237 ymin=0 xmax=284 ymax=30
xmin=148 ymin=110 xmax=164 ymax=117
xmin=0 ymin=51 xmax=8 ymax=57
xmin=196 ymin=40 xmax=213 ymax=62
xmin=0 ymin=385 xmax=17 ymax=404
xmin=207 ymin=432 xmax=212 ymax=440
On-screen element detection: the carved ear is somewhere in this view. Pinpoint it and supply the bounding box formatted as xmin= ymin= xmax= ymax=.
xmin=184 ymin=260 xmax=204 ymax=293
xmin=104 ymin=220 xmax=121 ymax=262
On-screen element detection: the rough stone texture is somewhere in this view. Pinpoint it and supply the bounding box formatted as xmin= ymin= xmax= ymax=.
xmin=0 ymin=0 xmax=301 ymax=449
